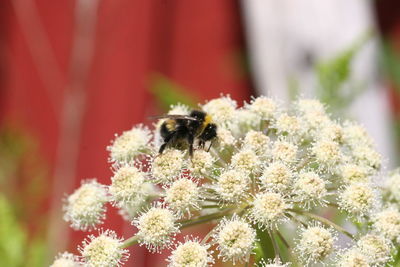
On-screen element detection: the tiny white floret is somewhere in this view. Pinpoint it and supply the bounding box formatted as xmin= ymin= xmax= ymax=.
xmin=152 ymin=149 xmax=186 ymax=184
xmin=165 ymin=179 xmax=201 ymax=215
xmin=215 ymin=169 xmax=250 ymax=202
xmin=108 ymin=125 xmax=152 ymax=163
xmin=357 ymin=234 xmax=392 ymax=266
xmin=249 ymin=191 xmax=290 ymax=229
xmin=63 ymin=179 xmax=108 ymax=231
xmin=133 ymin=206 xmax=179 ymax=252
xmin=295 ymin=224 xmax=336 ymax=265
xmin=79 ymin=229 xmax=129 ymax=267
xmin=214 ymin=216 xmax=256 ymax=264
xmin=109 ymin=165 xmax=146 ymax=207
xmin=168 ymin=237 xmax=213 ymax=267
xmin=50 ymin=252 xmax=80 ymax=267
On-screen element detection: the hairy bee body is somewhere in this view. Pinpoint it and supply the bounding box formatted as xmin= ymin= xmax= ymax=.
xmin=157 ymin=110 xmax=217 ymax=156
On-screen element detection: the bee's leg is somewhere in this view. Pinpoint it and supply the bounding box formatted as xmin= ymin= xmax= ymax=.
xmin=198 ymin=140 xmax=205 ymax=149
xmin=159 ymin=134 xmax=174 ymax=154
xmin=207 ymin=140 xmax=213 ymax=152
xmin=159 ymin=143 xmax=167 ymax=154
xmin=187 ymin=134 xmax=195 ymax=157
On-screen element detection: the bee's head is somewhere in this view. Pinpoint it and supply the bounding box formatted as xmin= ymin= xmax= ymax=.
xmin=189 ymin=110 xmax=206 ymax=121
xmin=201 ymin=123 xmax=217 ymax=141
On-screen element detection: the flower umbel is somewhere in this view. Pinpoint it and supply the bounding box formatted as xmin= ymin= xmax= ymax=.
xmin=55 ymin=96 xmax=395 ymax=267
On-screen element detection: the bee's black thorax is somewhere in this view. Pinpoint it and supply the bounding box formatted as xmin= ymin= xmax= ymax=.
xmin=158 ymin=109 xmax=217 ymax=156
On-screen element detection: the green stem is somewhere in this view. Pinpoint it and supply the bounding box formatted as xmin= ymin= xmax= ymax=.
xmin=287 ymin=213 xmax=307 ymax=227
xmin=275 ymin=230 xmax=289 ymax=249
xmin=327 ymin=202 xmax=339 ymax=208
xmin=121 ymin=209 xmax=233 ymax=249
xmin=276 ymin=230 xmax=300 ymax=267
xmin=201 ymin=204 xmax=223 ymax=209
xmin=121 ymin=236 xmax=139 ymax=249
xmin=291 ymin=210 xmax=354 ymax=239
xmin=201 ymin=224 xmax=218 ymax=245
xmin=268 ymin=229 xmax=280 ymax=261
xmin=203 ymin=198 xmax=220 ymax=203
xmin=179 ymin=209 xmax=232 ymax=228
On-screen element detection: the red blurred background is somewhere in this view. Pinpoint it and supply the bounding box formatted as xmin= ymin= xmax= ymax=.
xmin=1 ymin=0 xmax=400 ymax=266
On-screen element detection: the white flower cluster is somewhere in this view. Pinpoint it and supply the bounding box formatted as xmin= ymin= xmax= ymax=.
xmin=53 ymin=96 xmax=400 ymax=267
xmin=51 ymin=230 xmax=129 ymax=267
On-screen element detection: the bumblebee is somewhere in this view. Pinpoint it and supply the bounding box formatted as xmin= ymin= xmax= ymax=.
xmin=153 ymin=110 xmax=217 ymax=157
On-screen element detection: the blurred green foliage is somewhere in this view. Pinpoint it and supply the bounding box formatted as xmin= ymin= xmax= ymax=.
xmin=149 ymin=74 xmax=199 ymax=111
xmin=381 ymin=41 xmax=400 ymax=91
xmin=0 ymin=126 xmax=48 ymax=267
xmin=315 ymin=31 xmax=372 ymax=114
xmin=0 ymin=195 xmax=46 ymax=267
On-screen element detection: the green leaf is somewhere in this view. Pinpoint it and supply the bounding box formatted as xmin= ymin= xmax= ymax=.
xmin=149 ymin=74 xmax=198 ymax=111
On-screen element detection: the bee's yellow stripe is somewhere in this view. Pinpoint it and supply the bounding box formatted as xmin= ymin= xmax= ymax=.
xmin=165 ymin=119 xmax=176 ymax=131
xmin=204 ymin=114 xmax=212 ymax=125
xmin=197 ymin=114 xmax=212 ymax=136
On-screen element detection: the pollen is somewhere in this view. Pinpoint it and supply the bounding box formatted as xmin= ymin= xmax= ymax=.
xmin=320 ymin=121 xmax=343 ymax=142
xmin=249 ymin=191 xmax=289 ymax=229
xmin=351 ymin=145 xmax=382 ymax=170
xmin=108 ymin=124 xmax=152 ymax=163
xmin=342 ymin=122 xmax=373 ymax=148
xmin=294 ymin=171 xmax=327 ymax=207
xmin=63 ymin=179 xmax=108 ymax=231
xmin=259 ymin=162 xmax=293 ymax=192
xmin=167 ymin=238 xmax=213 ymax=267
xmin=295 ymin=99 xmax=329 ymax=134
xmin=338 ymin=183 xmax=376 ymax=218
xmin=217 ymin=127 xmax=236 ymax=147
xmin=275 ymin=113 xmax=302 ymax=136
xmin=133 ymin=206 xmax=179 ymax=253
xmin=311 ymin=139 xmax=342 ymax=168
xmin=215 ymin=169 xmax=250 ymax=202
xmin=295 ymin=99 xmax=326 ymax=116
xmin=230 ymin=149 xmax=260 ymax=174
xmin=165 ymin=179 xmax=200 ymax=215
xmin=357 ymin=234 xmax=392 ymax=266
xmin=385 ymin=170 xmax=400 ymax=202
xmin=214 ymin=216 xmax=256 ymax=264
xmin=243 ymin=130 xmax=270 ymax=154
xmin=152 ymin=149 xmax=186 ymax=184
xmin=202 ymin=96 xmax=237 ymax=126
xmin=248 ymin=96 xmax=277 ymax=120
xmin=372 ymin=207 xmax=400 ymax=243
xmin=189 ymin=150 xmax=214 ymax=177
xmin=296 ymin=224 xmax=335 ymax=265
xmin=79 ymin=229 xmax=129 ymax=267
xmin=340 ymin=164 xmax=370 ymax=184
xmin=271 ymin=140 xmax=298 ymax=164
xmin=337 ymin=248 xmax=370 ymax=267
xmin=109 ymin=165 xmax=146 ymax=207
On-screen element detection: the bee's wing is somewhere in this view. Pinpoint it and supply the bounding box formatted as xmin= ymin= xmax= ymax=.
xmin=148 ymin=114 xmax=198 ymax=121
